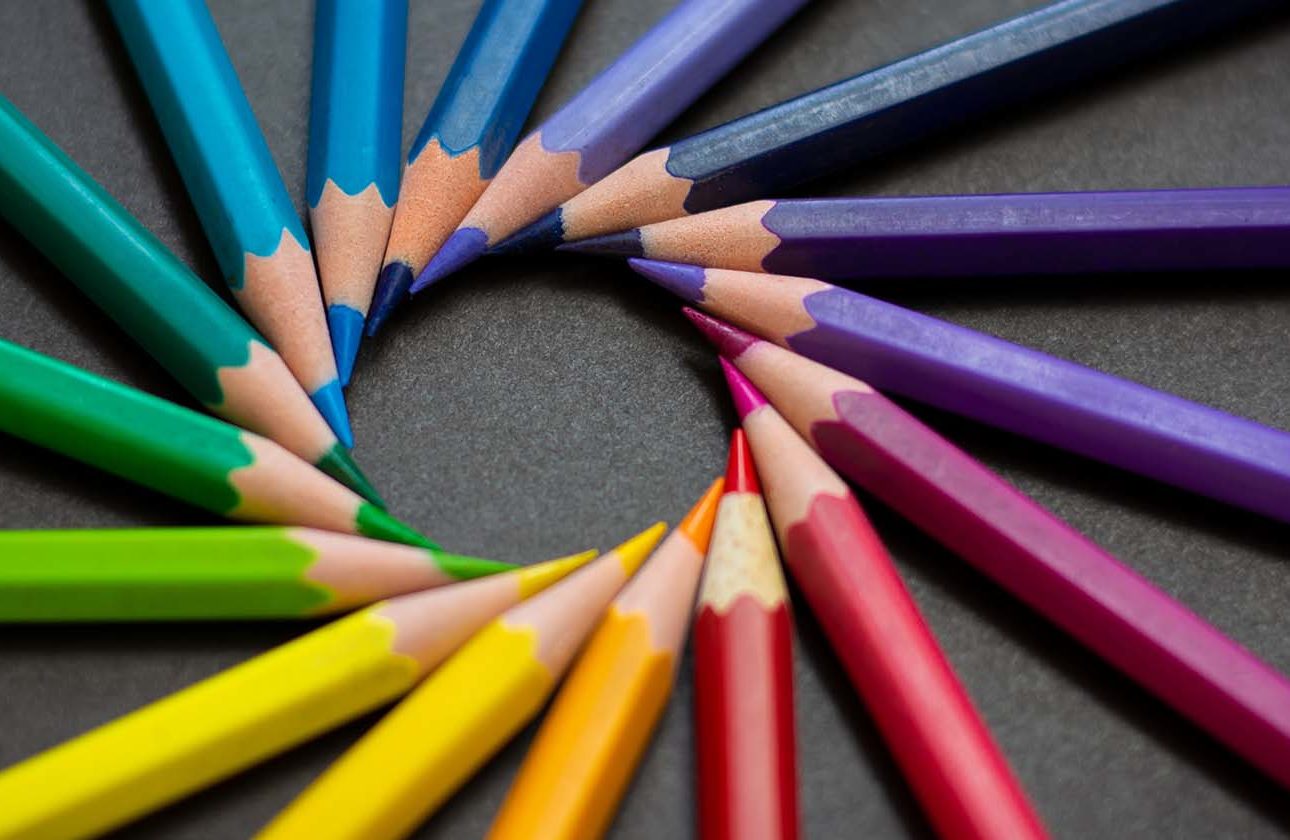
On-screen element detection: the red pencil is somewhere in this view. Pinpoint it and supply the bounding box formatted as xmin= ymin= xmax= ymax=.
xmin=721 ymin=360 xmax=1048 ymax=840
xmin=694 ymin=430 xmax=798 ymax=840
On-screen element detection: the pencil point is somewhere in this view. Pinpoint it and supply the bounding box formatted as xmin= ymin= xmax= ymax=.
xmin=356 ymin=502 xmax=438 ymax=549
xmin=724 ymin=428 xmax=761 ymax=493
xmin=612 ymin=522 xmax=668 ymax=577
xmin=683 ymin=308 xmax=758 ymax=360
xmin=411 ymin=227 xmax=488 ymax=293
xmin=719 ymin=357 xmax=768 ymax=420
xmin=317 ymin=443 xmax=386 ymax=508
xmin=366 ymin=262 xmax=414 ymax=337
xmin=327 ymin=304 xmax=364 ymax=387
xmin=558 ymin=228 xmax=644 ymax=258
xmin=310 ymin=379 xmax=354 ymax=448
xmin=679 ymin=477 xmax=726 ymax=549
xmin=517 ymin=549 xmax=600 ymax=598
xmin=628 ymin=259 xmax=707 ymax=303
xmin=429 ymin=552 xmax=518 ymax=581
xmin=490 ymin=210 xmax=565 ymax=256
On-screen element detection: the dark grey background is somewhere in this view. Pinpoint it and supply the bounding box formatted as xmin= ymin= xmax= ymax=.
xmin=3 ymin=1 xmax=1290 ymax=837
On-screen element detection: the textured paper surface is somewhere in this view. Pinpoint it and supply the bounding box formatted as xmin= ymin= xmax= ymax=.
xmin=2 ymin=1 xmax=1290 ymax=838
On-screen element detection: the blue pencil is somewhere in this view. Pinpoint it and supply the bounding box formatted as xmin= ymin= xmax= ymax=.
xmin=107 ymin=0 xmax=353 ymax=446
xmin=307 ymin=0 xmax=407 ymax=385
xmin=364 ymin=0 xmax=585 ymax=335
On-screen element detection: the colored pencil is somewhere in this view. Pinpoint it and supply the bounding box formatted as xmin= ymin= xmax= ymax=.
xmin=0 ymin=96 xmax=379 ymax=504
xmin=0 ymin=340 xmax=428 ymax=547
xmin=564 ymin=188 xmax=1290 ymax=279
xmin=365 ymin=0 xmax=585 ymax=335
xmin=0 ymin=527 xmax=515 ymax=622
xmin=488 ymin=483 xmax=724 ymax=840
xmin=307 ymin=0 xmax=407 ymax=384
xmin=722 ymin=364 xmax=1047 ymax=839
xmin=523 ymin=0 xmax=1283 ymax=248
xmin=0 ymin=551 xmax=593 ymax=839
xmin=694 ymin=431 xmax=800 ymax=840
xmin=632 ymin=260 xmax=1290 ymax=524
xmin=258 ymin=524 xmax=666 ymax=840
xmin=702 ymin=313 xmax=1290 ymax=790
xmin=107 ymin=0 xmax=352 ymax=445
xmin=409 ymin=0 xmax=810 ymax=292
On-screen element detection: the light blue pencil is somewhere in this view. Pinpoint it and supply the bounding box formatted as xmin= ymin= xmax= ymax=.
xmin=107 ymin=0 xmax=353 ymax=446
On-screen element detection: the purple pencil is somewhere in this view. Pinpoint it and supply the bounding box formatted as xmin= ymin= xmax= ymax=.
xmin=410 ymin=0 xmax=810 ymax=291
xmin=630 ymin=260 xmax=1290 ymax=524
xmin=700 ymin=311 xmax=1290 ymax=789
xmin=567 ymin=187 xmax=1290 ymax=279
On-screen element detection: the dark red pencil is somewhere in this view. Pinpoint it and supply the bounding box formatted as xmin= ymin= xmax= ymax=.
xmin=694 ymin=430 xmax=798 ymax=840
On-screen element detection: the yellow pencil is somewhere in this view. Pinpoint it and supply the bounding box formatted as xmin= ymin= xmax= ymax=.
xmin=0 ymin=551 xmax=593 ymax=840
xmin=487 ymin=482 xmax=724 ymax=840
xmin=257 ymin=523 xmax=667 ymax=840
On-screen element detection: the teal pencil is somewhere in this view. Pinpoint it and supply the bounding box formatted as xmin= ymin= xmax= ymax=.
xmin=106 ymin=0 xmax=353 ymax=445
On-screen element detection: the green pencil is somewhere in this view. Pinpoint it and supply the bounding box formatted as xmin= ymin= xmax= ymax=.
xmin=0 ymin=528 xmax=512 ymax=621
xmin=0 ymin=95 xmax=380 ymax=505
xmin=0 ymin=340 xmax=430 ymax=547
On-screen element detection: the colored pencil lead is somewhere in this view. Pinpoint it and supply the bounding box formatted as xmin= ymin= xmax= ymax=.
xmin=0 ymin=551 xmax=593 ymax=838
xmin=259 ymin=524 xmax=666 ymax=840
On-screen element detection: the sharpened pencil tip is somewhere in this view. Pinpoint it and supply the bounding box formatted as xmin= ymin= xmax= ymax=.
xmin=682 ymin=308 xmax=758 ymax=359
xmin=366 ymin=263 xmax=414 ymax=337
xmin=327 ymin=304 xmax=364 ymax=387
xmin=310 ymin=379 xmax=354 ymax=448
xmin=490 ymin=210 xmax=565 ymax=256
xmin=720 ymin=358 xmax=768 ymax=420
xmin=410 ymin=228 xmax=488 ymax=294
xmin=628 ymin=259 xmax=707 ymax=303
xmin=356 ymin=502 xmax=438 ymax=549
xmin=558 ymin=228 xmax=644 ymax=258
xmin=317 ymin=443 xmax=386 ymax=508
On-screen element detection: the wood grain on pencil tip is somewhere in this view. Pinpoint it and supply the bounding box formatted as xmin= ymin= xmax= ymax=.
xmin=0 ymin=551 xmax=591 ymax=839
xmin=707 ymin=315 xmax=1290 ymax=791
xmin=408 ymin=0 xmax=810 ymax=293
xmin=106 ymin=0 xmax=352 ymax=443
xmin=489 ymin=484 xmax=723 ymax=840
xmin=543 ymin=0 xmax=1286 ymax=246
xmin=365 ymin=0 xmax=585 ymax=336
xmin=630 ymin=259 xmax=1290 ymax=525
xmin=566 ymin=189 xmax=1290 ymax=279
xmin=0 ymin=340 xmax=429 ymax=548
xmin=259 ymin=526 xmax=665 ymax=840
xmin=307 ymin=0 xmax=407 ymax=384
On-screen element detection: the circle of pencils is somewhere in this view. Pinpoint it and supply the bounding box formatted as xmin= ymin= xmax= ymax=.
xmin=4 ymin=0 xmax=1290 ymax=838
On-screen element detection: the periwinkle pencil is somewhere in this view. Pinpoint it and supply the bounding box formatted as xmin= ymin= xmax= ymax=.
xmin=566 ymin=188 xmax=1290 ymax=279
xmin=0 ymin=340 xmax=429 ymax=548
xmin=0 ymin=527 xmax=514 ymax=622
xmin=526 ymin=0 xmax=1284 ymax=247
xmin=632 ymin=260 xmax=1290 ymax=524
xmin=694 ymin=431 xmax=800 ymax=840
xmin=724 ymin=372 xmax=1045 ymax=840
xmin=307 ymin=0 xmax=407 ymax=383
xmin=488 ymin=484 xmax=723 ymax=840
xmin=258 ymin=525 xmax=666 ymax=840
xmin=704 ymin=314 xmax=1290 ymax=790
xmin=0 ymin=95 xmax=378 ymax=503
xmin=410 ymin=0 xmax=810 ymax=292
xmin=0 ymin=552 xmax=593 ymax=840
xmin=365 ymin=0 xmax=585 ymax=334
xmin=107 ymin=0 xmax=353 ymax=445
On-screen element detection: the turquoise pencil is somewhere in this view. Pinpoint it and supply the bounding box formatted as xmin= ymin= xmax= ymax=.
xmin=106 ymin=0 xmax=353 ymax=446
xmin=365 ymin=0 xmax=585 ymax=334
xmin=307 ymin=0 xmax=407 ymax=385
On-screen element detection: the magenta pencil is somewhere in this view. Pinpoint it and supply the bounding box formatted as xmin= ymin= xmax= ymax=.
xmin=690 ymin=309 xmax=1290 ymax=790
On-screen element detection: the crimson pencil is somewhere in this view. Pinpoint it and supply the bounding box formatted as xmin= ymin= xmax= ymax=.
xmin=720 ymin=366 xmax=1045 ymax=839
xmin=699 ymin=311 xmax=1290 ymax=791
xmin=694 ymin=430 xmax=798 ymax=840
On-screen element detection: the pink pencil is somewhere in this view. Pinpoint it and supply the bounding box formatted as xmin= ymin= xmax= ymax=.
xmin=689 ymin=308 xmax=1290 ymax=791
xmin=725 ymin=367 xmax=1045 ymax=840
